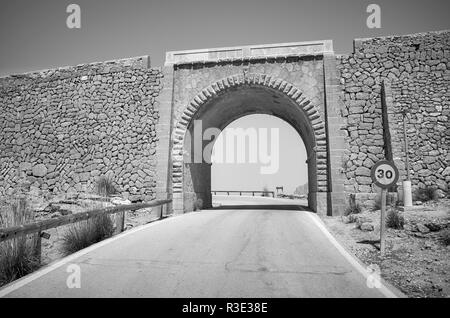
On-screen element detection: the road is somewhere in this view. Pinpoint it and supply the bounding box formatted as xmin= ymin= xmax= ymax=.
xmin=0 ymin=196 xmax=400 ymax=297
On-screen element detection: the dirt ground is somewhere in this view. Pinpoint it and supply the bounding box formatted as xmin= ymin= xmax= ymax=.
xmin=321 ymin=199 xmax=450 ymax=298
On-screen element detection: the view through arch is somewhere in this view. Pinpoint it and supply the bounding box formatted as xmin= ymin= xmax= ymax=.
xmin=210 ymin=114 xmax=308 ymax=204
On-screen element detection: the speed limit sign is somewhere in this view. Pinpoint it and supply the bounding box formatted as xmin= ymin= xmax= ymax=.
xmin=371 ymin=160 xmax=399 ymax=257
xmin=371 ymin=160 xmax=399 ymax=189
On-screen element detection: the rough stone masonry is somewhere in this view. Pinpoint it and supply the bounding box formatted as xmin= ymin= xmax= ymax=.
xmin=0 ymin=56 xmax=163 ymax=202
xmin=0 ymin=30 xmax=448 ymax=214
xmin=337 ymin=30 xmax=449 ymax=206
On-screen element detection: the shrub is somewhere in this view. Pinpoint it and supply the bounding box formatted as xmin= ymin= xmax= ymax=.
xmin=373 ymin=192 xmax=397 ymax=210
xmin=193 ymin=198 xmax=203 ymax=211
xmin=373 ymin=194 xmax=382 ymax=211
xmin=344 ymin=204 xmax=362 ymax=216
xmin=413 ymin=186 xmax=438 ymax=202
xmin=386 ymin=208 xmax=404 ymax=229
xmin=441 ymin=229 xmax=450 ymax=246
xmin=96 ymin=176 xmax=117 ymax=197
xmin=0 ymin=198 xmax=40 ymax=286
xmin=61 ymin=214 xmax=114 ymax=255
xmin=345 ymin=194 xmax=362 ymax=216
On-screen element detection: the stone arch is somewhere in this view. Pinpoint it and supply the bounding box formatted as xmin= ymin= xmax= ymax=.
xmin=171 ymin=73 xmax=329 ymax=213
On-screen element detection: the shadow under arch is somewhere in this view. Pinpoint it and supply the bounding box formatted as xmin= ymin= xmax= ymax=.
xmin=172 ymin=73 xmax=329 ymax=214
xmin=209 ymin=204 xmax=313 ymax=212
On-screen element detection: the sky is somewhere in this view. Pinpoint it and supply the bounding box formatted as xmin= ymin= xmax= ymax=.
xmin=1 ymin=0 xmax=449 ymax=194
xmin=1 ymin=0 xmax=449 ymax=75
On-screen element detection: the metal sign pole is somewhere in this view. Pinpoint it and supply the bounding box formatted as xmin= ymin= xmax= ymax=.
xmin=371 ymin=160 xmax=399 ymax=258
xmin=380 ymin=188 xmax=387 ymax=257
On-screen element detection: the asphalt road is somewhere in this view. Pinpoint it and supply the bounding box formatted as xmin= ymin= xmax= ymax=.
xmin=1 ymin=196 xmax=399 ymax=297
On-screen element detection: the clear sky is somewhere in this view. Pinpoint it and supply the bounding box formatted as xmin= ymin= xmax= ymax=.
xmin=1 ymin=0 xmax=449 ymax=76
xmin=1 ymin=0 xmax=449 ymax=193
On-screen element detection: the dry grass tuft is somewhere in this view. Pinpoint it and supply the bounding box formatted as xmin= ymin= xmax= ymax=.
xmin=0 ymin=198 xmax=40 ymax=286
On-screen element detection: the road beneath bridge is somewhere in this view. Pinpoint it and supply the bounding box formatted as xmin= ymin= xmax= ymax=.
xmin=0 ymin=196 xmax=401 ymax=298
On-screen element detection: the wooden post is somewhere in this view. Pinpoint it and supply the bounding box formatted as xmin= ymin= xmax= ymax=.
xmin=115 ymin=212 xmax=125 ymax=234
xmin=121 ymin=211 xmax=125 ymax=232
xmin=380 ymin=189 xmax=387 ymax=257
xmin=34 ymin=232 xmax=42 ymax=265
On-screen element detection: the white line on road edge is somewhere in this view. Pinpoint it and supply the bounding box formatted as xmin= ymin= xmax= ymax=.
xmin=305 ymin=212 xmax=405 ymax=298
xmin=0 ymin=213 xmax=187 ymax=298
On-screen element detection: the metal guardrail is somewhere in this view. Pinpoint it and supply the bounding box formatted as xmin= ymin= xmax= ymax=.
xmin=212 ymin=190 xmax=275 ymax=198
xmin=0 ymin=199 xmax=172 ymax=243
xmin=0 ymin=199 xmax=172 ymax=263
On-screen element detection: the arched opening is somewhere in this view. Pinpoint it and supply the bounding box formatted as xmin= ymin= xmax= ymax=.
xmin=174 ymin=78 xmax=327 ymax=214
xmin=210 ymin=114 xmax=308 ymax=205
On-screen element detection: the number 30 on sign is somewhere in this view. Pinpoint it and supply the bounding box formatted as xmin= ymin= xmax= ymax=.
xmin=370 ymin=160 xmax=399 ymax=189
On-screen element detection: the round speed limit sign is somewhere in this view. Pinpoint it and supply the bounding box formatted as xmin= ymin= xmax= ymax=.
xmin=371 ymin=160 xmax=399 ymax=189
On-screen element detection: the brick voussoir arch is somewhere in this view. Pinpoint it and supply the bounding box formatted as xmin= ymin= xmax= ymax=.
xmin=172 ymin=73 xmax=328 ymax=193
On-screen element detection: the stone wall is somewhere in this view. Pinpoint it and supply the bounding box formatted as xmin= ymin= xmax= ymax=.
xmin=0 ymin=56 xmax=164 ymax=202
xmin=337 ymin=30 xmax=449 ymax=202
xmin=0 ymin=30 xmax=448 ymax=210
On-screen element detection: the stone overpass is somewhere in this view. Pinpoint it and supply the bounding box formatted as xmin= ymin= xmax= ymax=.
xmin=0 ymin=30 xmax=448 ymax=216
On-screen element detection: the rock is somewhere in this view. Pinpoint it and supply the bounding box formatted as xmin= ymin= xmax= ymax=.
xmin=443 ymin=167 xmax=450 ymax=176
xmin=425 ymin=222 xmax=441 ymax=232
xmin=342 ymin=215 xmax=351 ymax=224
xmin=417 ymin=223 xmax=430 ymax=234
xmin=19 ymin=162 xmax=32 ymax=171
xmin=32 ymin=164 xmax=48 ymax=177
xmin=360 ymin=222 xmax=374 ymax=231
xmin=111 ymin=197 xmax=132 ymax=205
xmin=363 ymin=77 xmax=375 ymax=87
xmin=423 ymin=241 xmax=434 ymax=250
xmin=391 ymin=243 xmax=402 ymax=251
xmin=355 ymin=215 xmax=372 ymax=227
xmin=355 ymin=176 xmax=372 ymax=185
xmin=384 ymin=60 xmax=394 ymax=69
xmin=59 ymin=209 xmax=72 ymax=216
xmin=44 ymin=204 xmax=59 ymax=213
xmin=355 ymin=166 xmax=371 ymax=177
xmin=435 ymin=189 xmax=446 ymax=198
xmin=404 ymin=224 xmax=417 ymax=232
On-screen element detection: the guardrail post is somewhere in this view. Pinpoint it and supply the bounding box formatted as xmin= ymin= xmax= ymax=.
xmin=34 ymin=232 xmax=42 ymax=265
xmin=115 ymin=212 xmax=125 ymax=234
xmin=159 ymin=205 xmax=164 ymax=220
xmin=121 ymin=211 xmax=125 ymax=232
